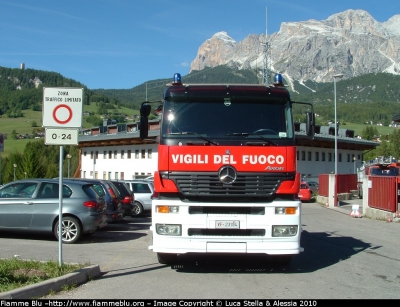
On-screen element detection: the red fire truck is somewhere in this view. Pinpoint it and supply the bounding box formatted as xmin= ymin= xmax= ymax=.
xmin=357 ymin=156 xmax=400 ymax=199
xmin=140 ymin=73 xmax=315 ymax=266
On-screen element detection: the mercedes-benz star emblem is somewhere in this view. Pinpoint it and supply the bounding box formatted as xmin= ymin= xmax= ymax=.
xmin=218 ymin=166 xmax=237 ymax=184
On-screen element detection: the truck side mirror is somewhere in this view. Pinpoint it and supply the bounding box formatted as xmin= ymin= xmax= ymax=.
xmin=306 ymin=112 xmax=315 ymax=137
xmin=139 ymin=103 xmax=151 ymax=139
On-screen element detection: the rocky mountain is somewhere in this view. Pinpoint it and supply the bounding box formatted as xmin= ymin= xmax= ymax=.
xmin=189 ymin=9 xmax=400 ymax=91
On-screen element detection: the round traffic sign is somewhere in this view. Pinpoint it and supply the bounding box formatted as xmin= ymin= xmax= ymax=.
xmin=52 ymin=104 xmax=73 ymax=124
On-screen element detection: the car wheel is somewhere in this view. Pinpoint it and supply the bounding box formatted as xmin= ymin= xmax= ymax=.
xmin=131 ymin=201 xmax=144 ymax=216
xmin=54 ymin=216 xmax=82 ymax=244
xmin=157 ymin=253 xmax=178 ymax=265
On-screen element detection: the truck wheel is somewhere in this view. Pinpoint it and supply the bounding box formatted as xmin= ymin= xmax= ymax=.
xmin=131 ymin=201 xmax=143 ymax=217
xmin=269 ymin=255 xmax=292 ymax=266
xmin=54 ymin=217 xmax=82 ymax=244
xmin=157 ymin=253 xmax=178 ymax=265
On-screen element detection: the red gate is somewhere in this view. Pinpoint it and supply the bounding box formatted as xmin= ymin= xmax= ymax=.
xmin=368 ymin=176 xmax=398 ymax=212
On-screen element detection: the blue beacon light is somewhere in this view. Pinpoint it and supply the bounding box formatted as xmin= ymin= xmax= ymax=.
xmin=173 ymin=73 xmax=182 ymax=85
xmin=273 ymin=73 xmax=284 ymax=86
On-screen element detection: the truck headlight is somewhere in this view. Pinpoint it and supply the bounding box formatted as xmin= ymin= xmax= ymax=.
xmin=272 ymin=225 xmax=298 ymax=237
xmin=156 ymin=224 xmax=181 ymax=236
xmin=157 ymin=206 xmax=179 ymax=213
xmin=275 ymin=207 xmax=297 ymax=215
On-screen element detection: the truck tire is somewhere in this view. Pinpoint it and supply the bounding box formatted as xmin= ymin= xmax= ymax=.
xmin=157 ymin=253 xmax=178 ymax=265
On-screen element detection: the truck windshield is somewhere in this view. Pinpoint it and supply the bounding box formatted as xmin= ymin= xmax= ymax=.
xmin=161 ymin=98 xmax=293 ymax=141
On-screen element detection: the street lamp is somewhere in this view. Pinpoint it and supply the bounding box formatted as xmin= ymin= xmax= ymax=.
xmin=13 ymin=164 xmax=17 ymax=181
xmin=333 ymin=73 xmax=344 ymax=174
xmin=66 ymin=154 xmax=72 ymax=178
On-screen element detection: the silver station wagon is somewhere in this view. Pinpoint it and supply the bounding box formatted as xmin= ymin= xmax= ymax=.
xmin=0 ymin=179 xmax=108 ymax=243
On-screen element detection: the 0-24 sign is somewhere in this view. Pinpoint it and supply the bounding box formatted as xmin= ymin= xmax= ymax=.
xmin=45 ymin=128 xmax=78 ymax=145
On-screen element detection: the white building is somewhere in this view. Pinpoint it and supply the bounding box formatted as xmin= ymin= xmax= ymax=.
xmin=76 ymin=121 xmax=379 ymax=182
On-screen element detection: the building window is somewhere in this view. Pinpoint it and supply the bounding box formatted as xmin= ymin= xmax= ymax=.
xmin=135 ymin=150 xmax=139 ymax=159
xmin=83 ymin=151 xmax=87 ymax=157
xmin=301 ymin=151 xmax=305 ymax=161
xmin=115 ymin=172 xmax=119 ymax=180
xmin=109 ymin=151 xmax=112 ymax=159
xmin=103 ymin=151 xmax=107 ymax=159
xmin=297 ymin=151 xmax=299 ymax=161
xmin=322 ymin=152 xmax=326 ymax=162
xmin=108 ymin=172 xmax=112 ymax=180
xmin=121 ymin=150 xmax=125 ymax=159
xmin=339 ymin=153 xmax=342 ymax=163
xmin=148 ymin=149 xmax=152 ymax=159
xmin=121 ymin=172 xmax=124 ymax=180
xmin=141 ymin=149 xmax=146 ymax=159
xmin=90 ymin=151 xmax=93 ymax=159
xmin=128 ymin=150 xmax=131 ymax=159
xmin=328 ymin=153 xmax=332 ymax=162
xmin=315 ymin=152 xmax=319 ymax=162
xmin=347 ymin=154 xmax=350 ymax=162
xmin=103 ymin=172 xmax=106 ymax=180
xmin=307 ymin=152 xmax=312 ymax=161
xmin=83 ymin=171 xmax=86 ymax=178
xmin=114 ymin=151 xmax=117 ymax=159
xmin=95 ymin=151 xmax=98 ymax=159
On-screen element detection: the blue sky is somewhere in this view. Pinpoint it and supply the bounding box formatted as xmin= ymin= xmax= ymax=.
xmin=1 ymin=0 xmax=399 ymax=90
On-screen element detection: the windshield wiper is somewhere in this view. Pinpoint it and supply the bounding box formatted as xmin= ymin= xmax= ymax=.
xmin=168 ymin=132 xmax=218 ymax=146
xmin=226 ymin=133 xmax=278 ymax=146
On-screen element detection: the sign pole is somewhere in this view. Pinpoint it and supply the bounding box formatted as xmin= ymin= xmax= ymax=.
xmin=42 ymin=87 xmax=83 ymax=267
xmin=58 ymin=145 xmax=64 ymax=266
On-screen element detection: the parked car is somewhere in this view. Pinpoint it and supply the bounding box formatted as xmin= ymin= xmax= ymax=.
xmin=306 ymin=181 xmax=319 ymax=195
xmin=110 ymin=181 xmax=135 ymax=216
xmin=68 ymin=178 xmax=124 ymax=223
xmin=122 ymin=179 xmax=154 ymax=216
xmin=0 ymin=179 xmax=107 ymax=243
xmin=298 ymin=181 xmax=312 ymax=202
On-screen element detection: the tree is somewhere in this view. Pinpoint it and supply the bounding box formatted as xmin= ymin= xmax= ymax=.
xmin=361 ymin=126 xmax=378 ymax=140
xmin=390 ymin=129 xmax=400 ymax=159
xmin=5 ymin=151 xmax=23 ymax=183
xmin=376 ymin=139 xmax=392 ymax=157
xmin=21 ymin=141 xmax=45 ymax=178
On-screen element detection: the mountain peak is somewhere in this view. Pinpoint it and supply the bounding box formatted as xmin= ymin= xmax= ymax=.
xmin=189 ymin=8 xmax=400 ymax=87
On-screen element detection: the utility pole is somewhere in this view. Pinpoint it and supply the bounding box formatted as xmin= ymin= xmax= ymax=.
xmin=262 ymin=6 xmax=271 ymax=85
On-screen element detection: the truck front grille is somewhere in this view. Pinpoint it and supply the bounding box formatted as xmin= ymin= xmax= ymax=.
xmin=168 ymin=172 xmax=294 ymax=197
xmin=188 ymin=229 xmax=265 ymax=237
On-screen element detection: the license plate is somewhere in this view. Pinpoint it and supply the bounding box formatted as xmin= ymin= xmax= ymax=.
xmin=216 ymin=220 xmax=239 ymax=229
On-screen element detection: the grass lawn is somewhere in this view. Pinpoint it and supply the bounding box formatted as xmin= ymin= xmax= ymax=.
xmin=0 ymin=257 xmax=85 ymax=293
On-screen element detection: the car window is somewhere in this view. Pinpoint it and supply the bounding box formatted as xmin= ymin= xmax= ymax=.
xmin=91 ymin=184 xmax=105 ymax=197
xmin=82 ymin=184 xmax=100 ymax=198
xmin=133 ymin=183 xmax=151 ymax=193
xmin=113 ymin=182 xmax=131 ymax=197
xmin=108 ymin=182 xmax=122 ymax=199
xmin=0 ymin=182 xmax=38 ymax=198
xmin=37 ymin=183 xmax=73 ymax=198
